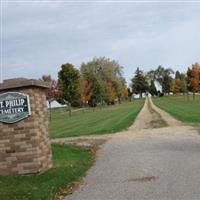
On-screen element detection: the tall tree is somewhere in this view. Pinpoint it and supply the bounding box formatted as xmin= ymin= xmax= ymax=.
xmin=190 ymin=63 xmax=200 ymax=93
xmin=80 ymin=57 xmax=127 ymax=104
xmin=162 ymin=75 xmax=173 ymax=94
xmin=180 ymin=73 xmax=187 ymax=93
xmin=58 ymin=63 xmax=80 ymax=116
xmin=148 ymin=66 xmax=174 ymax=94
xmin=83 ymin=72 xmax=104 ymax=103
xmin=106 ymin=82 xmax=117 ymax=104
xmin=172 ymin=78 xmax=181 ymax=93
xmin=149 ymin=80 xmax=157 ymax=96
xmin=175 ymin=71 xmax=181 ymax=79
xmin=79 ymin=76 xmax=92 ymax=104
xmin=173 ymin=71 xmax=187 ymax=94
xmin=186 ymin=63 xmax=200 ymax=100
xmin=131 ymin=67 xmax=148 ymax=98
xmin=186 ymin=67 xmax=192 ymax=92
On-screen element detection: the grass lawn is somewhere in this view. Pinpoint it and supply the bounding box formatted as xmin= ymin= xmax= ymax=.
xmin=0 ymin=144 xmax=94 ymax=200
xmin=153 ymin=95 xmax=200 ymax=124
xmin=50 ymin=100 xmax=144 ymax=139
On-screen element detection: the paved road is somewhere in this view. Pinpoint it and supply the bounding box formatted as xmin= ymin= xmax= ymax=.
xmin=65 ymin=98 xmax=200 ymax=200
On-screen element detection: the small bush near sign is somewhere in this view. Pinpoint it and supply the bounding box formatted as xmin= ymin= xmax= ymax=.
xmin=0 ymin=92 xmax=31 ymax=124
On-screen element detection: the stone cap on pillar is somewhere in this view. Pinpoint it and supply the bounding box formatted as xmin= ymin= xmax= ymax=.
xmin=0 ymin=78 xmax=50 ymax=91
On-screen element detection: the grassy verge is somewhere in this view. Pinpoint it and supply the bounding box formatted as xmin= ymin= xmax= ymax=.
xmin=0 ymin=144 xmax=94 ymax=200
xmin=50 ymin=100 xmax=144 ymax=139
xmin=147 ymin=98 xmax=167 ymax=128
xmin=152 ymin=95 xmax=200 ymax=124
xmin=149 ymin=118 xmax=167 ymax=128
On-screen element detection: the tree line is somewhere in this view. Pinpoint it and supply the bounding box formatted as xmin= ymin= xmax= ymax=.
xmin=42 ymin=58 xmax=200 ymax=108
xmin=42 ymin=57 xmax=128 ymax=109
xmin=130 ymin=63 xmax=200 ymax=98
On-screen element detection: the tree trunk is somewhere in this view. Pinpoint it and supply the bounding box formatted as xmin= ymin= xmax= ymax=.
xmin=68 ymin=103 xmax=72 ymax=117
xmin=193 ymin=92 xmax=195 ymax=100
xmin=82 ymin=101 xmax=85 ymax=114
xmin=100 ymin=97 xmax=103 ymax=110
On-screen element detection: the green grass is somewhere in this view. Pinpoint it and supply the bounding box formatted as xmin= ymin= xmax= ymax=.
xmin=149 ymin=118 xmax=167 ymax=128
xmin=153 ymin=95 xmax=200 ymax=124
xmin=50 ymin=100 xmax=144 ymax=139
xmin=0 ymin=144 xmax=93 ymax=200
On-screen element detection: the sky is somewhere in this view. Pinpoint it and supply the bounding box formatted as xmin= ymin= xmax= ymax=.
xmin=1 ymin=0 xmax=200 ymax=84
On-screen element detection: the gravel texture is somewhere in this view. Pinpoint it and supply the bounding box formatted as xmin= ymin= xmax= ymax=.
xmin=65 ymin=97 xmax=200 ymax=200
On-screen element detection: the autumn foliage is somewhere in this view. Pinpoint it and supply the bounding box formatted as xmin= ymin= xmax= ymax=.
xmin=41 ymin=75 xmax=59 ymax=100
xmin=80 ymin=57 xmax=128 ymax=105
xmin=106 ymin=82 xmax=118 ymax=102
xmin=41 ymin=59 xmax=199 ymax=104
xmin=172 ymin=79 xmax=181 ymax=93
xmin=41 ymin=57 xmax=128 ymax=106
xmin=190 ymin=63 xmax=200 ymax=93
xmin=79 ymin=76 xmax=92 ymax=103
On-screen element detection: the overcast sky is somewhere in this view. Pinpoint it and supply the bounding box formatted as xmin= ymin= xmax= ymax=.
xmin=1 ymin=0 xmax=200 ymax=84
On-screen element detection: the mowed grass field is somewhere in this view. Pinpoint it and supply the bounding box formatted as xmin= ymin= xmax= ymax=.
xmin=0 ymin=145 xmax=93 ymax=200
xmin=153 ymin=95 xmax=200 ymax=124
xmin=50 ymin=100 xmax=144 ymax=139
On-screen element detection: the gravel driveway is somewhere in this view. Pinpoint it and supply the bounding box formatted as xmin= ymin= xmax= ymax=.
xmin=65 ymin=97 xmax=200 ymax=200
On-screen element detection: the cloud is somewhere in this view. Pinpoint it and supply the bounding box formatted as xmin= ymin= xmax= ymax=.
xmin=2 ymin=1 xmax=200 ymax=83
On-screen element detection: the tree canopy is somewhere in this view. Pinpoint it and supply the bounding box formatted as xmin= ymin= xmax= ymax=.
xmin=187 ymin=63 xmax=200 ymax=93
xmin=131 ymin=67 xmax=148 ymax=97
xmin=41 ymin=75 xmax=59 ymax=101
xmin=147 ymin=66 xmax=174 ymax=94
xmin=80 ymin=57 xmax=127 ymax=104
xmin=58 ymin=63 xmax=80 ymax=104
xmin=149 ymin=80 xmax=157 ymax=96
xmin=41 ymin=58 xmax=200 ymax=105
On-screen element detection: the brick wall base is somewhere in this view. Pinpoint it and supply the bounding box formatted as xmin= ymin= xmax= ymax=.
xmin=0 ymin=86 xmax=52 ymax=175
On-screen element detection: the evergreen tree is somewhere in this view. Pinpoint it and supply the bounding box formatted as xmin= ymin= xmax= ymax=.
xmin=175 ymin=71 xmax=181 ymax=79
xmin=162 ymin=75 xmax=172 ymax=94
xmin=149 ymin=80 xmax=157 ymax=96
xmin=131 ymin=68 xmax=148 ymax=98
xmin=58 ymin=63 xmax=80 ymax=116
xmin=186 ymin=67 xmax=192 ymax=92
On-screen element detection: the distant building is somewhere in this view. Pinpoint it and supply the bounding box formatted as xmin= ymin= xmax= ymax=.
xmin=145 ymin=74 xmax=162 ymax=94
xmin=47 ymin=100 xmax=67 ymax=109
xmin=154 ymin=80 xmax=162 ymax=93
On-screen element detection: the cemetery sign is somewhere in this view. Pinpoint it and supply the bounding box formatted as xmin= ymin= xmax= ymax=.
xmin=0 ymin=92 xmax=31 ymax=123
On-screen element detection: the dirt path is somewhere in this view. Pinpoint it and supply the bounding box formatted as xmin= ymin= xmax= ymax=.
xmin=63 ymin=97 xmax=200 ymax=200
xmin=121 ymin=97 xmax=197 ymax=139
xmin=53 ymin=97 xmax=197 ymax=147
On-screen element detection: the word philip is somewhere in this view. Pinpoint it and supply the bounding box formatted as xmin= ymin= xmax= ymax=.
xmin=0 ymin=99 xmax=26 ymax=115
xmin=0 ymin=99 xmax=25 ymax=108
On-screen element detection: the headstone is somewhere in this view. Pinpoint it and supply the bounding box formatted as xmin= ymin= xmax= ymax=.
xmin=0 ymin=78 xmax=52 ymax=175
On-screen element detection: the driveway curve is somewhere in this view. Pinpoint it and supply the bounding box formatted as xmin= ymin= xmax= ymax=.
xmin=65 ymin=97 xmax=200 ymax=200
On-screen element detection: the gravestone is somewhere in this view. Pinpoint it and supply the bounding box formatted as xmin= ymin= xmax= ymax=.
xmin=0 ymin=78 xmax=52 ymax=175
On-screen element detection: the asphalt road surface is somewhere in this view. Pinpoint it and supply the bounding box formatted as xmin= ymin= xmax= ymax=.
xmin=65 ymin=98 xmax=200 ymax=200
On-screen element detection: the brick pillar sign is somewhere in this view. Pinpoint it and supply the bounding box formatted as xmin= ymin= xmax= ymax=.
xmin=0 ymin=78 xmax=52 ymax=175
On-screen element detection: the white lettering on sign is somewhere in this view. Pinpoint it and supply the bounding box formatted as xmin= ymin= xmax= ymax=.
xmin=0 ymin=107 xmax=24 ymax=115
xmin=5 ymin=99 xmax=25 ymax=108
xmin=0 ymin=101 xmax=3 ymax=108
xmin=0 ymin=92 xmax=31 ymax=123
